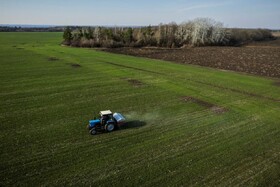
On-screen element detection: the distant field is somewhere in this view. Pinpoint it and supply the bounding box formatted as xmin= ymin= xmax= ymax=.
xmin=0 ymin=32 xmax=279 ymax=186
xmin=103 ymin=38 xmax=280 ymax=78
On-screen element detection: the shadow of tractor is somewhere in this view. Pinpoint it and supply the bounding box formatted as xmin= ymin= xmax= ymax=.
xmin=119 ymin=120 xmax=146 ymax=130
xmin=89 ymin=120 xmax=146 ymax=136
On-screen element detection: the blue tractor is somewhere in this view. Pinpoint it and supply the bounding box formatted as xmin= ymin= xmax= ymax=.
xmin=87 ymin=110 xmax=126 ymax=135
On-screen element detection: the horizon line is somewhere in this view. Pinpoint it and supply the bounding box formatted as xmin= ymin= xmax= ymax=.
xmin=0 ymin=24 xmax=279 ymax=30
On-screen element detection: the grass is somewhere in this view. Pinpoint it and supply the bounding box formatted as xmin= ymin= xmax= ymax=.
xmin=0 ymin=32 xmax=279 ymax=186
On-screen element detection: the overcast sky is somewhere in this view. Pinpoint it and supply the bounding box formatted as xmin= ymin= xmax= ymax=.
xmin=1 ymin=0 xmax=280 ymax=29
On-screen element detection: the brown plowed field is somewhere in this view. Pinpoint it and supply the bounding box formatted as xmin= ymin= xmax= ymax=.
xmin=102 ymin=38 xmax=280 ymax=78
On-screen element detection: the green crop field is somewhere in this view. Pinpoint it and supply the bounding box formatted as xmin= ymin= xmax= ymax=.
xmin=0 ymin=32 xmax=279 ymax=186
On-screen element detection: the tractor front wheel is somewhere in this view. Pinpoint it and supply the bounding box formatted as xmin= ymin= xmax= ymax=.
xmin=105 ymin=123 xmax=115 ymax=132
xmin=89 ymin=128 xmax=97 ymax=135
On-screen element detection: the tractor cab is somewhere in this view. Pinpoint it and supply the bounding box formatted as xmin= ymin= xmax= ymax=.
xmin=100 ymin=110 xmax=115 ymax=125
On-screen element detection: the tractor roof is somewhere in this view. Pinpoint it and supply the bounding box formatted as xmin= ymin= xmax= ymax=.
xmin=100 ymin=110 xmax=112 ymax=115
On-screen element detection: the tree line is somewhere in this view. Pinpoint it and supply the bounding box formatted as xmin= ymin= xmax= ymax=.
xmin=63 ymin=18 xmax=274 ymax=48
xmin=0 ymin=26 xmax=65 ymax=32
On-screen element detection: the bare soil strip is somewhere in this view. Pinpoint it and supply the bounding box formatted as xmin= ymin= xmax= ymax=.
xmin=121 ymin=77 xmax=144 ymax=87
xmin=71 ymin=63 xmax=81 ymax=68
xmin=48 ymin=57 xmax=59 ymax=61
xmin=127 ymin=79 xmax=144 ymax=87
xmin=65 ymin=63 xmax=81 ymax=68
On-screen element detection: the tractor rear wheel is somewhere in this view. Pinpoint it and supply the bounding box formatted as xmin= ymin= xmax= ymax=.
xmin=89 ymin=128 xmax=97 ymax=135
xmin=105 ymin=123 xmax=115 ymax=132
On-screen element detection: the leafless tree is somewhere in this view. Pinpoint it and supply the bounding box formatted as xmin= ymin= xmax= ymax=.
xmin=188 ymin=18 xmax=227 ymax=46
xmin=94 ymin=27 xmax=101 ymax=43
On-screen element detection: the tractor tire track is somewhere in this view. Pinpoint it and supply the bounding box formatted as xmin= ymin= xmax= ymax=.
xmin=100 ymin=61 xmax=164 ymax=75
